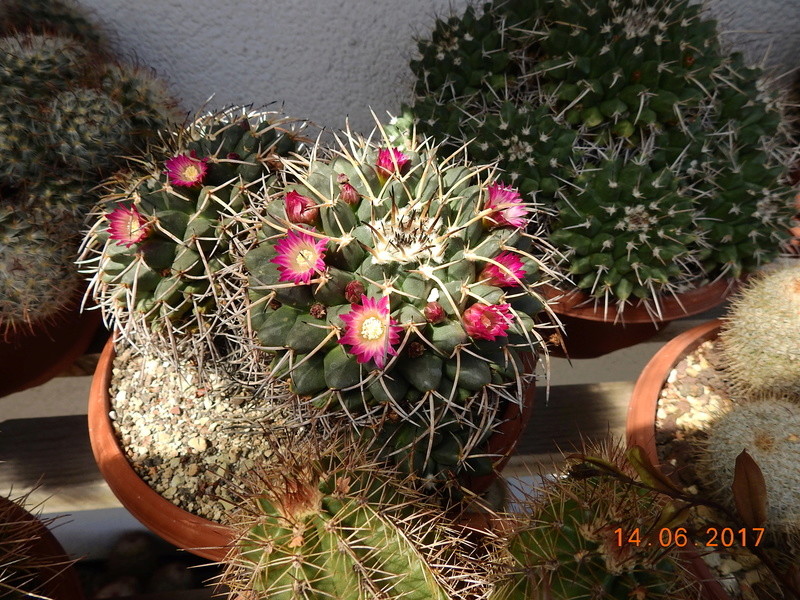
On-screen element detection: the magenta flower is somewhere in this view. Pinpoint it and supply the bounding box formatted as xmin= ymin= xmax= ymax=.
xmin=462 ymin=303 xmax=514 ymax=341
xmin=270 ymin=229 xmax=329 ymax=284
xmin=339 ymin=296 xmax=402 ymax=368
xmin=479 ymin=252 xmax=526 ymax=287
xmin=285 ymin=191 xmax=319 ymax=225
xmin=375 ymin=148 xmax=410 ymax=182
xmin=483 ymin=184 xmax=529 ymax=229
xmin=165 ymin=151 xmax=208 ymax=187
xmin=107 ymin=204 xmax=150 ymax=248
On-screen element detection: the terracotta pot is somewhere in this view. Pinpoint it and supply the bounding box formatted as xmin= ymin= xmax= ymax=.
xmin=89 ymin=339 xmax=536 ymax=557
xmin=626 ymin=319 xmax=731 ymax=600
xmin=88 ymin=338 xmax=235 ymax=562
xmin=541 ymin=278 xmax=735 ymax=359
xmin=0 ymin=296 xmax=102 ymax=398
xmin=0 ymin=496 xmax=85 ymax=600
xmin=463 ymin=351 xmax=537 ymax=494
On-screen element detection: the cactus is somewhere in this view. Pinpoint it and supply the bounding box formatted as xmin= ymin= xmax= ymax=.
xmin=718 ymin=261 xmax=800 ymax=399
xmin=239 ymin=119 xmax=560 ymax=481
xmin=0 ymin=0 xmax=105 ymax=49
xmin=699 ymin=399 xmax=800 ymax=538
xmin=79 ymin=106 xmax=308 ymax=361
xmin=400 ymin=0 xmax=797 ymax=314
xmin=217 ymin=433 xmax=490 ymax=600
xmin=491 ymin=439 xmax=701 ymax=600
xmin=0 ymin=205 xmax=82 ymax=338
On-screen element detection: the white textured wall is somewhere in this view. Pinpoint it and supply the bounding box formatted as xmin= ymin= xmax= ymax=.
xmin=78 ymin=0 xmax=800 ymax=135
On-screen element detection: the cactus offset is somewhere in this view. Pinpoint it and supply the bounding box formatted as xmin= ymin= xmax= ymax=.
xmin=79 ymin=107 xmax=308 ymax=362
xmin=218 ymin=433 xmax=491 ymax=600
xmin=719 ymin=262 xmax=800 ymax=399
xmin=0 ymin=0 xmax=104 ymax=49
xmin=241 ymin=118 xmax=561 ymax=481
xmin=401 ymin=0 xmax=797 ymax=315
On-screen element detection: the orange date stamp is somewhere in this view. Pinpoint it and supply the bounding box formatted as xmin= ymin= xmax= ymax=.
xmin=614 ymin=527 xmax=765 ymax=548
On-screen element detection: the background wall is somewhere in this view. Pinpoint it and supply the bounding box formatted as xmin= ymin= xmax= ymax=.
xmin=78 ymin=0 xmax=800 ymax=136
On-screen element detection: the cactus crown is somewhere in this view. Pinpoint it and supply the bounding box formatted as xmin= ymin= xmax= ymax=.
xmin=719 ymin=261 xmax=800 ymax=400
xmin=242 ymin=118 xmax=561 ymax=481
xmin=493 ymin=438 xmax=700 ymax=600
xmin=218 ymin=432 xmax=491 ymax=600
xmin=401 ymin=0 xmax=797 ymax=315
xmin=79 ymin=106 xmax=308 ymax=363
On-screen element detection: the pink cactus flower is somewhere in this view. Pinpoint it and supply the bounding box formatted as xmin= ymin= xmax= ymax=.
xmin=107 ymin=204 xmax=150 ymax=248
xmin=375 ymin=148 xmax=411 ymax=182
xmin=462 ymin=303 xmax=514 ymax=341
xmin=339 ymin=295 xmax=401 ymax=368
xmin=478 ymin=252 xmax=526 ymax=287
xmin=270 ymin=229 xmax=329 ymax=284
xmin=483 ymin=184 xmax=529 ymax=229
xmin=165 ymin=151 xmax=208 ymax=187
xmin=285 ymin=191 xmax=319 ymax=225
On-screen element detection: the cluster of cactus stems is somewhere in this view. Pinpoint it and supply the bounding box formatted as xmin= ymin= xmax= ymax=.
xmin=78 ymin=106 xmax=309 ymax=364
xmin=239 ymin=120 xmax=561 ymax=481
xmin=398 ymin=0 xmax=798 ymax=317
xmin=0 ymin=0 xmax=178 ymax=336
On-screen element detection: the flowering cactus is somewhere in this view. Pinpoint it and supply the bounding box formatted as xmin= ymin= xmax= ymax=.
xmin=79 ymin=107 xmax=307 ymax=360
xmin=241 ymin=119 xmax=561 ymax=481
xmin=398 ymin=0 xmax=798 ymax=315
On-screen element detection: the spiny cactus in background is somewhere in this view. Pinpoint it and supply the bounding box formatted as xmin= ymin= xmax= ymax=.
xmin=0 ymin=205 xmax=82 ymax=339
xmin=0 ymin=491 xmax=76 ymax=599
xmin=699 ymin=400 xmax=800 ymax=538
xmin=0 ymin=0 xmax=104 ymax=49
xmin=217 ymin=433 xmax=492 ymax=600
xmin=400 ymin=0 xmax=797 ymax=314
xmin=242 ymin=119 xmax=560 ymax=481
xmin=491 ymin=439 xmax=701 ymax=600
xmin=79 ymin=107 xmax=308 ymax=362
xmin=719 ymin=261 xmax=800 ymax=399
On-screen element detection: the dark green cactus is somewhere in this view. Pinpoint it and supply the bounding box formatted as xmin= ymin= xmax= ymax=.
xmin=400 ymin=0 xmax=797 ymax=314
xmin=241 ymin=120 xmax=559 ymax=481
xmin=0 ymin=0 xmax=105 ymax=49
xmin=218 ymin=434 xmax=489 ymax=600
xmin=80 ymin=107 xmax=308 ymax=358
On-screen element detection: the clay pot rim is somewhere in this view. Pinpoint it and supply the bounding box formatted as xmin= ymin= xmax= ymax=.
xmin=626 ymin=319 xmax=731 ymax=600
xmin=89 ymin=339 xmax=537 ymax=558
xmin=87 ymin=338 xmax=235 ymax=563
xmin=541 ymin=277 xmax=736 ymax=324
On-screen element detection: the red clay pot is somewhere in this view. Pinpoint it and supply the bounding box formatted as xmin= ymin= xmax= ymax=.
xmin=542 ymin=278 xmax=735 ymax=359
xmin=88 ymin=338 xmax=235 ymax=562
xmin=627 ymin=319 xmax=731 ymax=600
xmin=0 ymin=496 xmax=85 ymax=600
xmin=0 ymin=297 xmax=102 ymax=398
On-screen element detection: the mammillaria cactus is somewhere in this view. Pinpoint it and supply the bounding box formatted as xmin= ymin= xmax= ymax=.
xmin=241 ymin=120 xmax=560 ymax=481
xmin=217 ymin=433 xmax=491 ymax=600
xmin=400 ymin=0 xmax=797 ymax=314
xmin=79 ymin=107 xmax=308 ymax=360
xmin=491 ymin=439 xmax=701 ymax=600
xmin=718 ymin=261 xmax=800 ymax=399
xmin=699 ymin=400 xmax=800 ymax=539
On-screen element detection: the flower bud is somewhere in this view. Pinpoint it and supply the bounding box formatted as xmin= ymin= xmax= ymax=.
xmin=344 ymin=280 xmax=366 ymax=304
xmin=424 ymin=301 xmax=446 ymax=324
xmin=285 ymin=191 xmax=319 ymax=225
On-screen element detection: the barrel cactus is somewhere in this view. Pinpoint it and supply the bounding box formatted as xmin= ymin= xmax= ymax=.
xmin=240 ymin=119 xmax=560 ymax=481
xmin=79 ymin=106 xmax=308 ymax=360
xmin=699 ymin=399 xmax=800 ymax=538
xmin=491 ymin=439 xmax=701 ymax=600
xmin=218 ymin=433 xmax=490 ymax=600
xmin=399 ymin=0 xmax=797 ymax=314
xmin=718 ymin=261 xmax=800 ymax=400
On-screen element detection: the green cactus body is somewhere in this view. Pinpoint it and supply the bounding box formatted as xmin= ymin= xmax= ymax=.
xmin=80 ymin=107 xmax=307 ymax=355
xmin=719 ymin=262 xmax=800 ymax=399
xmin=242 ymin=124 xmax=558 ymax=480
xmin=101 ymin=63 xmax=181 ymax=134
xmin=491 ymin=443 xmax=699 ymax=600
xmin=220 ymin=440 xmax=485 ymax=600
xmin=701 ymin=400 xmax=800 ymax=537
xmin=0 ymin=0 xmax=105 ymax=49
xmin=402 ymin=0 xmax=796 ymax=314
xmin=0 ymin=33 xmax=89 ymax=98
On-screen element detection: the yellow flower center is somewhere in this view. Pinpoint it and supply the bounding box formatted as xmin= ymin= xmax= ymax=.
xmin=295 ymin=249 xmax=316 ymax=270
xmin=182 ymin=165 xmax=200 ymax=181
xmin=360 ymin=316 xmax=385 ymax=341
